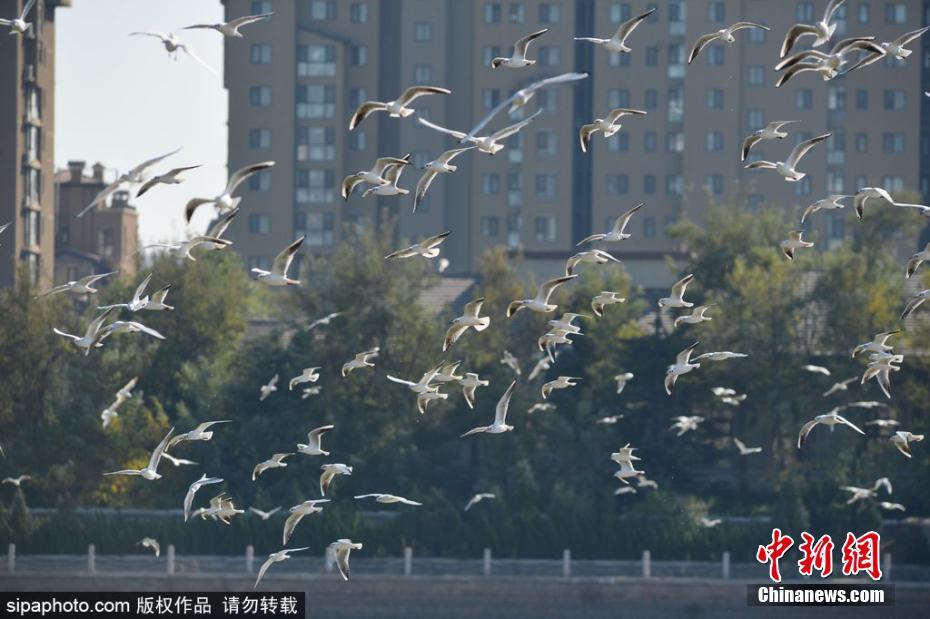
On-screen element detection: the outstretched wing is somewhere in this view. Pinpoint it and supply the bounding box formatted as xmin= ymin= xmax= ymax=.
xmin=271 ymin=236 xmax=305 ymax=277
xmin=225 ymin=161 xmax=275 ymax=195
xmin=688 ymin=32 xmax=721 ymax=64
xmin=493 ymin=381 xmax=517 ymax=426
xmin=513 ymin=28 xmax=548 ymax=57
xmin=613 ymin=9 xmax=655 ymax=44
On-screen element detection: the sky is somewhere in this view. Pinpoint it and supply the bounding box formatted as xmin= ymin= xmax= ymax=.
xmin=55 ymin=0 xmax=228 ymax=244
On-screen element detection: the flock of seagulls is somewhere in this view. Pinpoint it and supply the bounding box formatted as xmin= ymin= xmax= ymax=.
xmin=4 ymin=0 xmax=927 ymax=584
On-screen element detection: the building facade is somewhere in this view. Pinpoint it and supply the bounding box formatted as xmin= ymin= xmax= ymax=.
xmin=54 ymin=161 xmax=139 ymax=284
xmin=0 ymin=0 xmax=69 ymax=289
xmin=222 ymin=0 xmax=929 ymax=288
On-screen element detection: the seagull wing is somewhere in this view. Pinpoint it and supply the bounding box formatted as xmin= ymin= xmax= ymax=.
xmin=227 ymin=12 xmax=274 ymax=30
xmin=254 ymin=556 xmax=276 ymax=588
xmin=741 ymin=134 xmax=764 ymax=162
xmin=893 ymin=25 xmax=930 ymax=46
xmin=604 ymin=108 xmax=648 ymax=124
xmin=490 ymin=110 xmax=542 ymax=142
xmin=282 ymin=511 xmax=304 ymax=545
xmin=688 ymin=32 xmax=721 ymax=64
xmin=271 ymin=236 xmax=305 ymax=276
xmin=676 ymin=341 xmax=701 ymax=365
xmin=513 ymin=28 xmax=548 ymax=58
xmin=396 ymin=86 xmax=451 ymax=107
xmin=493 ymin=380 xmax=517 ymax=426
xmin=613 ymin=8 xmax=655 ymax=44
xmin=20 ymin=0 xmax=37 ymax=21
xmin=780 ymin=24 xmax=819 ymax=57
xmin=179 ymin=44 xmax=218 ymax=75
xmin=786 ymin=133 xmax=831 ymax=168
xmin=798 ymin=419 xmax=820 ymax=447
xmin=416 ymin=117 xmax=468 ymax=140
xmin=823 ymin=0 xmax=847 ymax=23
xmin=537 ymin=274 xmax=577 ymax=304
xmin=414 ymin=169 xmax=439 ymax=212
xmin=148 ymin=427 xmax=176 ymax=471
xmin=349 ymin=101 xmax=389 ymax=130
xmin=131 ymin=273 xmax=153 ymax=305
xmin=225 ymin=161 xmax=275 ymax=195
xmin=126 ymin=147 xmax=182 ymax=180
xmin=76 ymin=181 xmax=121 ymax=217
xmin=670 ymin=273 xmax=694 ymax=300
xmin=837 ymin=414 xmax=866 ymax=435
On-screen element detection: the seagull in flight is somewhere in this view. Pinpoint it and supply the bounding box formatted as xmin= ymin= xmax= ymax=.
xmin=104 ymin=427 xmax=175 ymax=480
xmin=414 ymin=147 xmax=475 ymax=212
xmin=342 ymin=348 xmax=379 ymax=376
xmin=248 ymin=506 xmax=281 ymax=520
xmin=901 ymin=290 xmax=930 ymax=321
xmin=360 ymin=159 xmax=410 ymax=197
xmin=182 ymin=11 xmax=274 ymax=38
xmin=823 ymin=377 xmax=857 ymax=397
xmin=349 ymin=86 xmax=451 ymax=130
xmin=891 ymin=431 xmax=924 ymax=458
xmin=734 ymin=438 xmax=762 ymax=455
xmin=184 ymin=161 xmax=275 ymax=222
xmin=541 ymin=376 xmax=580 ymax=399
xmin=861 ymin=352 xmax=903 ymax=399
xmin=167 ymin=420 xmax=231 ymax=450
xmin=254 ymin=547 xmax=309 ymax=589
xmin=2 ymin=475 xmax=31 ymax=487
xmin=658 ymin=274 xmax=694 ymax=308
xmin=329 ymin=539 xmax=363 ymax=581
xmin=798 ymin=409 xmax=865 ymax=448
xmin=775 ymin=37 xmax=882 ymax=86
xmin=564 ymin=249 xmax=622 ymax=276
xmin=577 ymin=203 xmax=644 ymax=245
xmin=842 ymin=26 xmax=930 ymax=71
xmin=741 ymin=121 xmax=799 ymax=162
xmin=878 ymin=501 xmax=906 ymax=511
xmin=459 ymin=373 xmax=490 ymax=409
xmin=342 ymin=155 xmax=411 ymax=199
xmin=38 ymin=271 xmax=116 ymax=298
xmin=665 ymin=342 xmax=701 ymax=395
xmin=674 ymin=305 xmax=714 ymax=328
xmin=745 ymin=134 xmax=831 ymax=181
xmin=142 ymin=236 xmax=231 ymax=261
xmin=97 ymin=320 xmax=165 ymax=343
xmin=444 ymin=297 xmax=490 ymax=351
xmin=98 ymin=273 xmax=153 ymax=313
xmin=320 ymin=463 xmax=353 ymax=496
xmin=780 ymin=0 xmax=847 ymax=57
xmin=670 ymin=415 xmax=705 ymax=436
xmin=183 ymin=474 xmax=223 ymax=522
xmin=801 ymin=194 xmax=850 ymax=223
xmin=252 ymin=453 xmax=293 ymax=481
xmin=688 ymin=22 xmax=770 ymax=64
xmin=780 ymin=230 xmax=814 ymax=260
xmin=579 ymin=108 xmax=646 ymax=153
xmin=76 ymin=148 xmax=181 ymax=217
xmin=289 ymin=368 xmax=320 ymax=391
xmin=129 ymin=32 xmax=217 ymax=75
xmin=161 ymin=453 xmax=197 ymax=468
xmin=417 ymin=389 xmax=448 ymax=415
xmin=138 ymin=538 xmax=161 ymax=557
xmin=136 ymin=165 xmax=201 ymax=198
xmin=802 ymin=364 xmax=831 ymax=376
xmin=906 ymin=243 xmax=930 ymax=279
xmin=307 ymin=312 xmax=343 ymax=331
xmin=464 ymin=493 xmax=496 ymax=511
xmin=852 ymin=331 xmax=899 ymax=358
xmin=0 ymin=0 xmax=36 ymax=35
xmin=591 ymin=292 xmax=625 ymax=317
xmin=420 ymin=110 xmax=543 ymax=155
xmin=611 ymin=444 xmax=645 ymax=484
xmin=385 ymin=231 xmax=451 ymax=260
xmin=386 ymin=364 xmax=442 ymax=394
xmin=864 ymin=418 xmax=898 ymax=428
xmin=506 ymin=274 xmax=576 ymax=317
xmin=461 ymin=381 xmax=517 ymax=437
xmin=142 ymin=285 xmax=174 ymax=311
xmin=52 ymin=308 xmax=115 ymax=355
xmin=491 ymin=28 xmax=549 ymax=68
xmin=693 ymin=351 xmax=748 ymax=362
xmin=297 ymin=425 xmax=334 ymax=457
xmin=500 ymin=350 xmax=521 ymax=376
xmin=283 ymin=500 xmax=329 ymax=544
xmin=574 ymin=8 xmax=655 ymax=54
xmin=252 ymin=236 xmax=305 ymax=286
xmin=259 ymin=375 xmax=278 ymax=401
xmin=614 ymin=372 xmax=634 ymax=394
xmin=354 ymin=494 xmax=422 ymax=506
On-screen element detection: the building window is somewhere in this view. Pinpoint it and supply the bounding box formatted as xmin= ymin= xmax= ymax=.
xmin=643 ymin=174 xmax=656 ymax=195
xmin=535 ymin=174 xmax=557 ymax=199
xmin=644 ymin=131 xmax=657 ymax=152
xmin=507 ymin=213 xmax=521 ymax=247
xmin=644 ymin=89 xmax=658 ymax=110
xmin=795 ymin=177 xmax=812 ymax=196
xmin=748 ymin=26 xmax=767 ymax=43
xmin=882 ymin=133 xmax=905 ymax=153
xmin=482 ymin=88 xmax=500 ymax=110
xmin=310 ymin=0 xmax=336 ymax=20
xmin=509 ymin=2 xmax=525 ymax=23
xmin=609 ymin=51 xmax=632 ymax=67
xmin=350 ymin=130 xmax=367 ymax=151
xmin=537 ymin=89 xmax=558 ymax=112
xmin=857 ymin=2 xmax=869 ymax=23
xmin=481 ymin=174 xmax=500 ymax=194
xmin=643 ymin=216 xmax=656 ymax=237
xmin=248 ymin=214 xmax=271 ymax=234
xmin=482 ymin=46 xmax=502 ymax=66
xmin=298 ymin=126 xmax=336 ymax=161
xmin=828 ymin=86 xmax=846 ymax=111
xmin=607 ymin=88 xmax=631 ymax=108
xmin=248 ymin=256 xmax=272 ymax=271
xmin=297 ymin=85 xmax=335 ymax=118
xmin=855 ymin=132 xmax=868 ymax=153
xmin=707 ymin=46 xmax=725 ymax=65
xmin=481 ymin=216 xmax=499 ymax=237
xmin=25 ymin=125 xmax=40 ymax=161
xmin=610 ymin=3 xmax=632 ymax=22
xmin=607 ymin=133 xmax=630 ymax=153
xmin=704 ymin=174 xmax=724 ymax=195
xmin=538 ymin=46 xmax=560 ymax=67
xmin=25 ymin=87 xmax=40 ymax=121
xmin=747 ymin=194 xmax=765 ymax=210
xmin=306 ymin=212 xmax=335 ymax=247
xmin=796 ymin=2 xmax=814 ymax=21
xmin=249 ymin=128 xmax=271 ymax=150
xmin=414 ymin=64 xmax=433 ymax=84
xmin=747 ymin=65 xmax=765 ymax=85
xmin=251 ymin=1 xmax=272 ymax=14
xmin=534 ymin=216 xmax=556 ymax=242
xmin=855 ymin=89 xmax=868 ymax=110
xmin=536 ymin=131 xmax=557 ymax=157
xmin=705 ymin=131 xmax=724 ymax=152
xmin=645 ymin=46 xmax=659 ymax=66
xmin=250 ymin=44 xmax=271 ymax=64
xmin=668 ymin=1 xmax=685 ymax=34
xmin=882 ymin=176 xmax=904 ymax=192
xmin=667 ymin=44 xmax=685 ymax=78
xmin=883 ymin=89 xmax=906 ymax=110
xmin=349 ymin=88 xmax=367 ymax=112
xmin=667 ymin=87 xmax=683 ymax=122
xmin=484 ymin=2 xmax=502 ymax=23
xmin=747 ymin=109 xmax=765 ymax=131
xmin=666 ymin=175 xmax=683 ymax=196
xmin=827 ymin=172 xmax=845 ymax=193
xmin=350 ymin=45 xmax=367 ymax=66
xmin=666 ymin=132 xmax=684 ymax=152
xmin=24 ymin=210 xmax=40 ymax=247
xmin=25 ymin=168 xmax=40 ymax=203
xmin=539 ymin=2 xmax=561 ymax=23
xmin=248 ymin=170 xmax=271 ymax=192
xmin=350 ymin=2 xmax=368 ymax=23
xmin=296 ymin=169 xmax=335 ymax=203
xmin=708 ymin=1 xmax=725 ymax=22
xmin=249 ymin=86 xmax=271 ymax=107
xmin=607 ymin=174 xmax=629 ymax=195
xmin=884 ymin=3 xmax=906 ymax=23
xmin=795 ymin=89 xmax=814 ymax=110
xmin=507 ymin=171 xmax=522 ymax=205
xmin=507 ymin=134 xmax=523 ymax=164
xmin=297 ymin=45 xmax=336 ymax=76
xmin=415 ymin=22 xmax=432 ymax=42
xmin=706 ymin=88 xmax=724 ymax=109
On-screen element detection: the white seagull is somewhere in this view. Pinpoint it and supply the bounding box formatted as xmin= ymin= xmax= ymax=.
xmin=414 ymin=147 xmax=475 ymax=212
xmin=38 ymin=271 xmax=116 ymax=298
xmin=798 ymin=410 xmax=865 ymax=447
xmin=670 ymin=415 xmax=705 ymax=436
xmin=614 ymin=372 xmax=634 ymax=394
xmin=780 ymin=230 xmax=814 ymax=260
xmin=689 ymin=22 xmax=771 ymax=64
xmin=801 ymin=195 xmax=850 ymax=223
xmin=349 ymin=86 xmax=451 ymax=130
xmin=564 ymin=249 xmax=622 ymax=276
xmin=254 ymin=547 xmax=309 ymax=589
xmin=745 ymin=133 xmax=831 ymax=181
xmin=491 ymin=28 xmax=548 ymax=68
xmin=104 ymin=427 xmax=174 ymax=480
xmin=141 ymin=236 xmax=232 ymax=261
xmin=138 ymin=538 xmax=161 ymax=557
xmin=320 ymin=463 xmax=353 ymax=495
xmin=464 ymin=493 xmax=496 ymax=511
xmin=98 ymin=273 xmax=152 ymax=312
xmin=354 ymin=494 xmax=422 ymax=506
xmin=693 ymin=351 xmax=748 ymax=362
xmin=259 ymin=375 xmax=278 ymax=401
xmin=591 ymin=292 xmax=626 ymax=317
xmin=843 ymin=26 xmax=930 ymax=71
xmin=184 ymin=161 xmax=275 ymax=222
xmin=577 ymin=203 xmax=644 ymax=245
xmin=307 ymin=312 xmax=343 ymax=331
xmin=76 ymin=148 xmax=182 ymax=217
xmin=2 ymin=475 xmax=31 ymax=487
xmin=444 ymin=297 xmax=491 ymax=351
xmin=500 ymin=350 xmax=522 ymax=376
xmin=460 ymin=373 xmax=490 ymax=409
xmin=329 ymin=539 xmax=363 ymax=581
xmin=461 ymin=381 xmax=517 ymax=437
xmin=182 ymin=11 xmax=274 ymax=38
xmin=541 ymin=376 xmax=580 ymax=399
xmin=142 ymin=285 xmax=174 ymax=311
xmin=574 ymin=8 xmax=655 ymax=54
xmin=252 ymin=236 xmax=305 ymax=286
xmin=282 ymin=499 xmax=329 ymax=544
xmin=658 ymin=274 xmax=695 ymax=308
xmin=342 ymin=348 xmax=380 ymax=376
xmin=360 ymin=159 xmax=410 ymax=198
xmin=823 ymin=377 xmax=857 ymax=397
xmin=183 ymin=474 xmax=223 ymax=522
xmin=167 ymin=420 xmax=231 ymax=450
xmin=297 ymin=425 xmax=334 ymax=457
xmin=891 ymin=431 xmax=924 ymax=458
xmin=252 ymin=453 xmax=293 ymax=481
xmin=52 ymin=308 xmax=115 ymax=355
xmin=97 ymin=320 xmax=165 ymax=343
xmin=417 ymin=389 xmax=448 ymax=415
xmin=506 ymin=274 xmax=576 ymax=317
xmin=419 ymin=110 xmax=542 ymax=156
xmin=780 ymin=0 xmax=847 ymax=57
xmin=861 ymin=353 xmax=903 ymax=399
xmin=803 ymin=364 xmax=831 ymax=376
xmin=129 ymin=32 xmax=216 ymax=75
xmin=674 ymin=305 xmax=715 ymax=328
xmin=385 ymin=231 xmax=451 ymax=260
xmin=289 ymin=367 xmax=321 ymax=391
xmin=665 ymin=342 xmax=701 ymax=395
xmin=248 ymin=506 xmax=281 ymax=520
xmin=901 ymin=289 xmax=930 ymax=320
xmin=741 ymin=121 xmax=799 ymax=162
xmin=775 ymin=37 xmax=882 ymax=86
xmin=579 ymin=108 xmax=647 ymax=153
xmin=341 ymin=155 xmax=411 ymax=199
xmin=611 ymin=444 xmax=644 ymax=484
xmin=136 ymin=165 xmax=201 ymax=198
xmin=0 ymin=0 xmax=35 ymax=35
xmin=906 ymin=243 xmax=930 ymax=279
xmin=734 ymin=438 xmax=762 ymax=455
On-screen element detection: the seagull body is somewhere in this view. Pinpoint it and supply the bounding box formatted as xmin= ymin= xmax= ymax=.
xmin=689 ymin=22 xmax=770 ymax=64
xmin=202 ymin=208 xmax=241 ymax=250
xmin=168 ymin=420 xmax=231 ymax=450
xmin=386 ymin=231 xmax=451 ymax=259
xmin=184 ymin=161 xmax=275 ymax=222
xmin=254 ymin=547 xmax=309 ymax=589
xmin=329 ymin=539 xmax=363 ymax=581
xmin=342 ymin=348 xmax=380 ymax=376
xmin=342 ymin=155 xmax=411 ymax=199
xmin=297 ymin=425 xmax=334 ymax=457
xmin=354 ymin=494 xmax=422 ymax=506
xmin=461 ymin=381 xmax=516 ymax=437
xmin=0 ymin=0 xmax=35 ymax=34
xmin=282 ymin=500 xmax=329 ymax=544
xmin=775 ymin=37 xmax=883 ymax=86
xmin=38 ymin=271 xmax=116 ymax=298
xmin=143 ymin=236 xmax=232 ymax=261
xmin=745 ymin=133 xmax=831 ymax=181
xmin=670 ymin=415 xmax=705 ymax=436
xmin=565 ymin=249 xmax=622 ymax=275
xmin=414 ymin=147 xmax=474 ymax=211
xmin=780 ymin=0 xmax=848 ymax=57
xmin=98 ymin=273 xmax=152 ymax=312
xmin=459 ymin=373 xmax=489 ymax=410
xmin=507 ymin=274 xmax=576 ymax=316
xmin=53 ymin=308 xmax=115 ymax=355
xmin=182 ymin=12 xmax=273 ymax=38
xmin=699 ymin=517 xmax=722 ymax=528
xmin=500 ymin=350 xmax=521 ymax=376
xmin=444 ymin=297 xmax=490 ymax=351
xmin=548 ymin=313 xmax=585 ymax=335
xmin=491 ymin=28 xmax=548 ymax=68
xmin=387 ymin=364 xmax=442 ymax=395
xmin=879 ymin=501 xmax=906 ymax=511
xmin=578 ymin=203 xmax=644 ymax=245
xmin=734 ymin=438 xmax=762 ymax=455
xmin=802 ymin=364 xmax=831 ymax=376
xmin=694 ymin=352 xmax=748 ymax=362
xmin=252 ymin=236 xmax=305 ymax=286
xmin=591 ymin=292 xmax=626 ymax=317
xmin=100 ymin=403 xmax=120 ymax=429
xmin=259 ymin=375 xmax=278 ymax=401
xmin=320 ymin=464 xmax=352 ymax=496
xmin=665 ymin=342 xmax=701 ymax=395
xmin=891 ymin=431 xmax=924 ymax=458
xmin=906 ymin=243 xmax=930 ymax=279
xmin=104 ymin=427 xmax=174 ymax=480
xmin=527 ymin=402 xmax=556 ymax=415
xmin=433 ymin=361 xmax=464 ymax=383
xmin=861 ymin=353 xmax=902 ymax=398
xmin=842 ymin=26 xmax=930 ymax=71
xmin=464 ymin=493 xmax=496 ymax=511
xmin=183 ymin=474 xmax=223 ymax=522
xmin=76 ymin=148 xmax=182 ymax=217
xmin=597 ymin=415 xmax=623 ymax=425
xmin=674 ymin=304 xmax=714 ymax=328
xmin=658 ymin=274 xmax=694 ymax=308
xmin=350 ymin=86 xmax=451 ymax=130
xmin=541 ymin=376 xmax=580 ymax=399
xmin=823 ymin=377 xmax=857 ymax=397
xmin=138 ymin=538 xmax=160 ymax=557
xmin=798 ymin=410 xmax=865 ymax=447
xmin=611 ymin=444 xmax=644 ymax=484
xmin=801 ymin=194 xmax=850 ymax=223
xmin=361 ymin=159 xmax=412 ymax=198
xmin=416 ymin=389 xmax=448 ymax=414
xmin=142 ymin=286 xmax=174 ymax=311
xmin=160 ymin=453 xmax=197 ymax=467
xmin=248 ymin=506 xmax=281 ymax=520
xmin=419 ymin=110 xmax=542 ymax=155
xmin=865 ymin=418 xmax=898 ymax=428
xmin=614 ymin=373 xmax=634 ymax=395
xmin=528 ymin=355 xmax=552 ymax=381
xmin=136 ymin=165 xmax=201 ymax=198
xmin=2 ymin=475 xmax=31 ymax=487
xmin=579 ymin=108 xmax=646 ymax=153
xmin=289 ymin=367 xmax=321 ymax=391
xmin=901 ymin=289 xmax=930 ymax=320
xmin=574 ymin=8 xmax=655 ymax=54
xmin=129 ymin=32 xmax=216 ymax=75
xmin=780 ymin=230 xmax=815 ymax=260
xmin=252 ymin=453 xmax=293 ymax=481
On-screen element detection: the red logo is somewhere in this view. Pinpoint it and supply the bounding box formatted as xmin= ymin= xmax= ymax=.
xmin=756 ymin=528 xmax=794 ymax=583
xmin=758 ymin=529 xmax=881 ymax=582
xmin=797 ymin=532 xmax=834 ymax=578
xmin=841 ymin=531 xmax=882 ymax=581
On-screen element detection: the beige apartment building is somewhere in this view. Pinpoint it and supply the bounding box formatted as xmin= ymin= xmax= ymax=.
xmin=222 ymin=0 xmax=929 ymax=289
xmin=0 ymin=0 xmax=69 ymax=289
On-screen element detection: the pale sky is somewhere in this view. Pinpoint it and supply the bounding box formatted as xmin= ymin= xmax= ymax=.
xmin=55 ymin=0 xmax=228 ymax=244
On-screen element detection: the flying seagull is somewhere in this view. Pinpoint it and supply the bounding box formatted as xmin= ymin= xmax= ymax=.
xmin=52 ymin=308 xmax=115 ymax=355
xmin=500 ymin=350 xmax=521 ymax=376
xmin=167 ymin=420 xmax=231 ymax=450
xmin=182 ymin=12 xmax=274 ymax=38
xmin=138 ymin=538 xmax=161 ymax=557
xmin=461 ymin=381 xmax=517 ymax=437
xmin=183 ymin=474 xmax=223 ymax=522
xmin=444 ymin=297 xmax=490 ymax=351
xmin=693 ymin=351 xmax=748 ymax=362
xmin=385 ymin=231 xmax=451 ymax=260
xmin=861 ymin=353 xmax=903 ymax=399
xmin=252 ymin=453 xmax=293 ymax=481
xmin=802 ymin=364 xmax=831 ymax=376
xmin=136 ymin=165 xmax=201 ymax=198
xmin=320 ymin=463 xmax=353 ymax=496
xmin=506 ymin=274 xmax=576 ymax=317
xmin=329 ymin=539 xmax=363 ymax=581
xmin=906 ymin=243 xmax=930 ymax=279
xmin=541 ymin=376 xmax=580 ymax=399
xmin=0 ymin=0 xmax=35 ymax=35
xmin=688 ymin=22 xmax=770 ymax=64
xmin=665 ymin=342 xmax=701 ymax=395
xmin=741 ymin=121 xmax=799 ymax=162
xmin=202 ymin=208 xmax=241 ymax=250
xmin=420 ymin=111 xmax=543 ymax=156
xmin=297 ymin=425 xmax=334 ymax=457
xmin=614 ymin=373 xmax=634 ymax=394
xmin=342 ymin=155 xmax=411 ymax=199
xmin=161 ymin=453 xmax=197 ymax=468
xmin=342 ymin=348 xmax=380 ymax=376
xmin=659 ymin=274 xmax=695 ymax=308
xmin=129 ymin=32 xmax=216 ymax=75
xmin=891 ymin=431 xmax=924 ymax=458
xmin=852 ymin=330 xmax=899 ymax=358
xmin=579 ymin=108 xmax=647 ymax=153
xmin=798 ymin=409 xmax=865 ymax=448
xmin=104 ymin=427 xmax=175 ymax=480
xmin=354 ymin=494 xmax=422 ymax=506
xmin=745 ymin=133 xmax=831 ymax=181
xmin=141 ymin=236 xmax=232 ymax=261
xmin=780 ymin=0 xmax=847 ymax=57
xmin=283 ymin=500 xmax=329 ymax=544
xmin=38 ymin=271 xmax=116 ymax=298
xmin=259 ymin=375 xmax=278 ymax=401
xmin=2 ymin=475 xmax=31 ymax=487
xmin=564 ymin=249 xmax=622 ymax=276
xmin=574 ymin=8 xmax=655 ymax=54
xmin=670 ymin=415 xmax=705 ymax=436
xmin=491 ymin=28 xmax=549 ymax=68
xmin=254 ymin=547 xmax=309 ymax=589
xmin=97 ymin=320 xmax=165 ymax=343
xmin=416 ymin=389 xmax=448 ymax=415
xmin=414 ymin=147 xmax=475 ymax=212
xmin=142 ymin=285 xmax=174 ymax=311
xmin=801 ymin=194 xmax=850 ymax=223
xmin=349 ymin=86 xmax=451 ymax=130
xmin=98 ymin=273 xmax=152 ymax=312
xmin=76 ymin=148 xmax=182 ymax=217
xmin=307 ymin=312 xmax=343 ymax=331
xmin=591 ymin=292 xmax=625 ymax=317
xmin=823 ymin=377 xmax=857 ymax=397
xmin=359 ymin=159 xmax=410 ymax=198
xmin=734 ymin=438 xmax=762 ymax=455
xmin=289 ymin=368 xmax=321 ymax=391
xmin=464 ymin=493 xmax=495 ymax=511
xmin=780 ymin=230 xmax=814 ymax=260
xmin=577 ymin=203 xmax=644 ymax=245
xmin=252 ymin=236 xmax=305 ymax=286
xmin=248 ymin=506 xmax=281 ymax=520
xmin=611 ymin=444 xmax=645 ymax=484
xmin=459 ymin=373 xmax=490 ymax=409
xmin=184 ymin=161 xmax=275 ymax=222
xmin=844 ymin=26 xmax=930 ymax=71
xmin=674 ymin=305 xmax=714 ymax=328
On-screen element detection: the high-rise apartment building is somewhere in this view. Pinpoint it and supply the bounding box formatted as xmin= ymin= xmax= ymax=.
xmin=222 ymin=0 xmax=929 ymax=289
xmin=0 ymin=0 xmax=69 ymax=289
